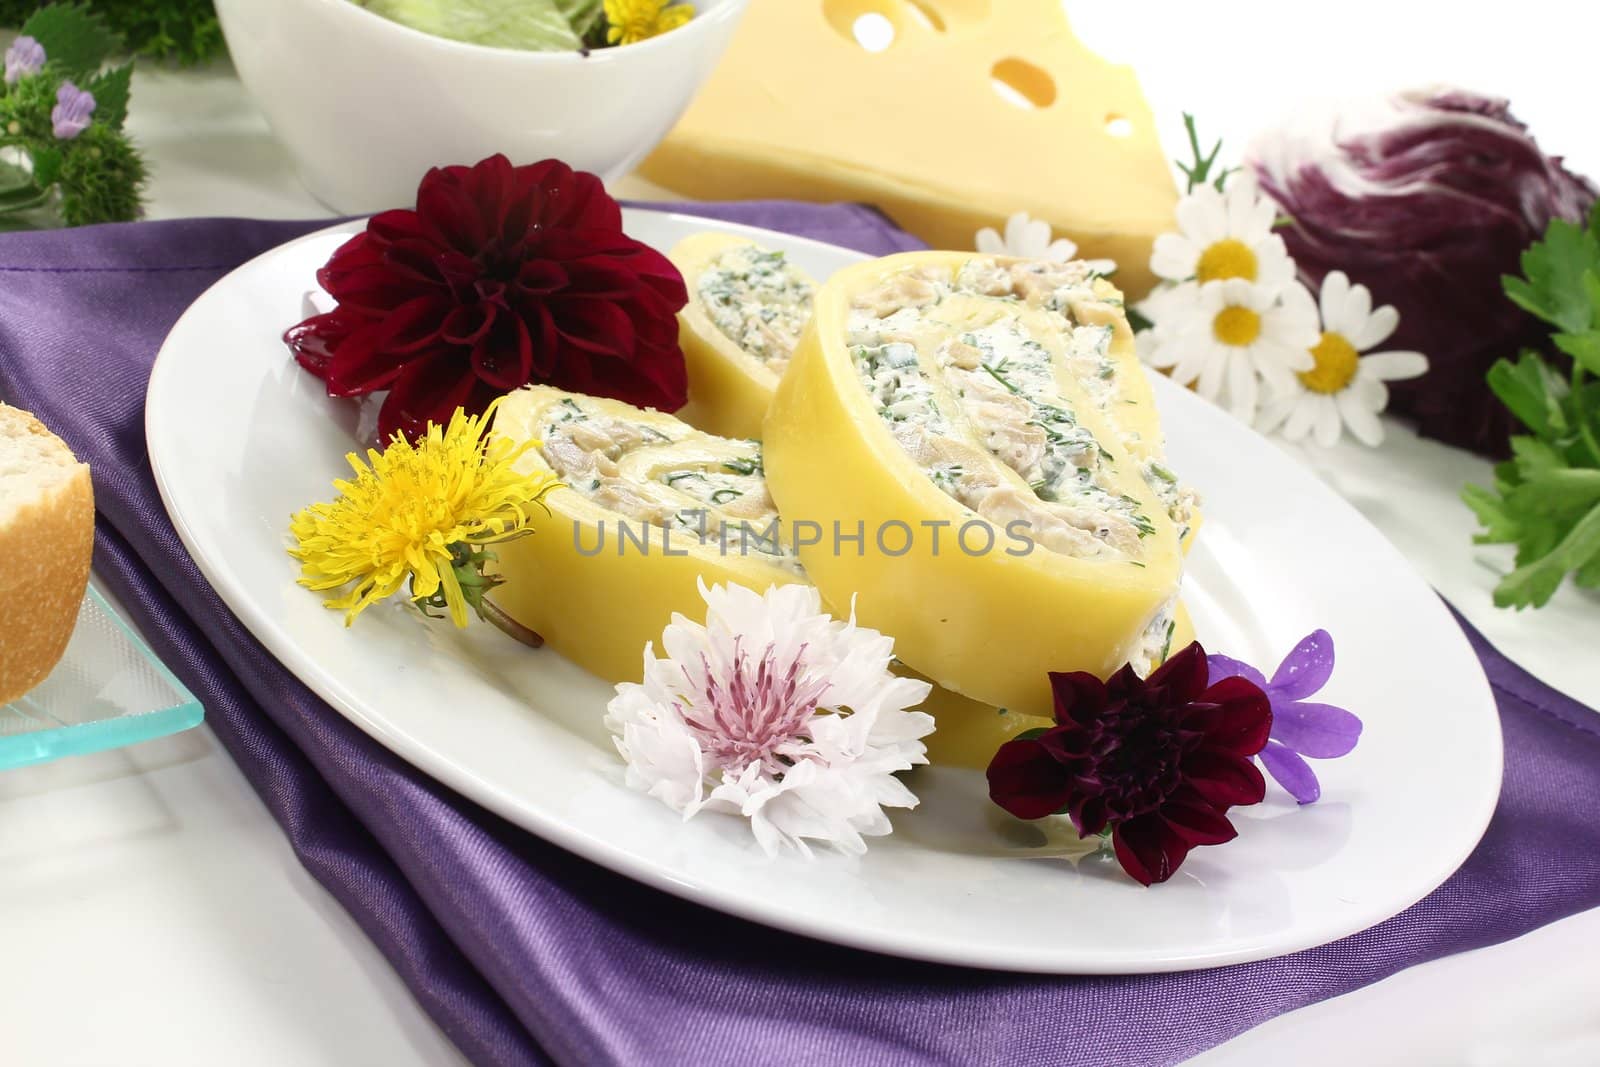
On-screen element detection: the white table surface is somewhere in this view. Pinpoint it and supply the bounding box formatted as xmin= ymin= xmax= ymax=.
xmin=5 ymin=6 xmax=1600 ymax=1062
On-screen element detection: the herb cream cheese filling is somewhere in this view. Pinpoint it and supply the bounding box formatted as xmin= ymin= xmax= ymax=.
xmin=695 ymin=242 xmax=815 ymax=378
xmin=849 ymin=258 xmax=1196 ymax=562
xmin=669 ymin=233 xmax=821 ymax=441
xmin=533 ymin=394 xmax=801 ymax=573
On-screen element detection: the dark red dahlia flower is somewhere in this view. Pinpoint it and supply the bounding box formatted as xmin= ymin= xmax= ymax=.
xmin=986 ymin=644 xmax=1272 ymax=886
xmin=285 ymin=154 xmax=689 ymax=442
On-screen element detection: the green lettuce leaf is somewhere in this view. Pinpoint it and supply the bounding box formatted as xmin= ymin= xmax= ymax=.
xmin=359 ymin=0 xmax=583 ymax=52
xmin=556 ymin=0 xmax=605 ymax=38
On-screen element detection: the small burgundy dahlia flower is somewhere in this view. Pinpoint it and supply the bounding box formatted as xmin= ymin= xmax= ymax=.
xmin=986 ymin=644 xmax=1272 ymax=886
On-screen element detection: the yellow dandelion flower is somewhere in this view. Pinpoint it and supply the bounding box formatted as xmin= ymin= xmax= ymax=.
xmin=604 ymin=0 xmax=694 ymax=46
xmin=288 ymin=399 xmax=560 ymax=629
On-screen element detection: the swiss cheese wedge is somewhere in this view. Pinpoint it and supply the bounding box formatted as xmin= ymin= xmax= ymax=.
xmin=491 ymin=386 xmax=802 ymax=684
xmin=669 ymin=232 xmax=818 ymax=440
xmin=763 ymin=252 xmax=1200 ymax=718
xmin=640 ymin=0 xmax=1176 ymax=297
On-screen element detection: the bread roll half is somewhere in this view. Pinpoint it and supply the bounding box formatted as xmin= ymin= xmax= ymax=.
xmin=0 ymin=404 xmax=94 ymax=705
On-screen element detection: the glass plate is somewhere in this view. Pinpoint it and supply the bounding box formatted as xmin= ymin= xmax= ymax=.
xmin=0 ymin=586 xmax=204 ymax=769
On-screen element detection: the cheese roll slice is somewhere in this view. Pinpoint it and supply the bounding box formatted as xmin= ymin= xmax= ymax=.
xmin=670 ymin=232 xmax=818 ymax=440
xmin=492 ymin=385 xmax=802 ymax=685
xmin=764 ymin=253 xmax=1200 ymax=717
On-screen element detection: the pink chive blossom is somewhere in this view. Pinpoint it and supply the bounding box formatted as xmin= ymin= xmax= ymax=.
xmin=51 ymin=81 xmax=96 ymax=140
xmin=4 ymin=36 xmax=44 ymax=84
xmin=605 ymin=581 xmax=935 ymax=856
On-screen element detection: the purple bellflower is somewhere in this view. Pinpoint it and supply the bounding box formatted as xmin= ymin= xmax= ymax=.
xmin=1208 ymin=630 xmax=1362 ymax=804
xmin=4 ymin=35 xmax=44 ymax=84
xmin=52 ymin=80 xmax=95 ymax=140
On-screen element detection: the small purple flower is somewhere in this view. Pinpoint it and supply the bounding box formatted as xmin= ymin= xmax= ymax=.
xmin=4 ymin=35 xmax=45 ymax=84
xmin=51 ymin=80 xmax=95 ymax=141
xmin=1208 ymin=630 xmax=1362 ymax=804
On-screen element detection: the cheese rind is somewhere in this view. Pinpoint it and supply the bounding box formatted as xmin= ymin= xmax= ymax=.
xmin=669 ymin=232 xmax=817 ymax=440
xmin=763 ymin=251 xmax=1195 ymax=717
xmin=491 ymin=386 xmax=801 ymax=684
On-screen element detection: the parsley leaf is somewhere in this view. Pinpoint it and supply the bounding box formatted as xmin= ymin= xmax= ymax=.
xmin=1465 ymin=200 xmax=1600 ymax=608
xmin=1503 ymin=216 xmax=1600 ymax=334
xmin=1554 ymin=328 xmax=1600 ymax=377
xmin=1495 ymin=498 xmax=1600 ymax=609
xmin=1484 ymin=351 xmax=1566 ymax=439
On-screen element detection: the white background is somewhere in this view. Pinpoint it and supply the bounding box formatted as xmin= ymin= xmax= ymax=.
xmin=3 ymin=2 xmax=1600 ymax=1063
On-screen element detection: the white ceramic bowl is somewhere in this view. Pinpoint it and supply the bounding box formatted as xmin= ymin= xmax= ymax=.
xmin=214 ymin=0 xmax=750 ymax=212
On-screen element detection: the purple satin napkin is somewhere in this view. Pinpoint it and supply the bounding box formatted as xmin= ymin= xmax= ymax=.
xmin=2 ymin=204 xmax=1599 ymax=1067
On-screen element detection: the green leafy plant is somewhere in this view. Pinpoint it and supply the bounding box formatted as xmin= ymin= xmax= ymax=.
xmin=0 ymin=3 xmax=147 ymax=228
xmin=1462 ymin=201 xmax=1600 ymax=609
xmin=0 ymin=1 xmax=223 ymax=66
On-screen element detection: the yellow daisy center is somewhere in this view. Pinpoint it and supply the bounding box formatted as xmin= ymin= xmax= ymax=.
xmin=1300 ymin=332 xmax=1360 ymax=394
xmin=1212 ymin=305 xmax=1261 ymax=347
xmin=1196 ymin=238 xmax=1258 ymax=284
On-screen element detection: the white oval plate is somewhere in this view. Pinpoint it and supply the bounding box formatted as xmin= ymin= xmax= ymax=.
xmin=147 ymin=210 xmax=1501 ymax=973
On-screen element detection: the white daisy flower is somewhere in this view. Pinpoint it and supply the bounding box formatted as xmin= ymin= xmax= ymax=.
xmin=1257 ymin=271 xmax=1429 ymax=447
xmin=1144 ymin=278 xmax=1319 ymax=423
xmin=1132 ymin=281 xmax=1193 ymax=365
xmin=976 ymin=211 xmax=1116 ymax=274
xmin=605 ymin=580 xmax=935 ymax=857
xmin=1149 ymin=173 xmax=1296 ymax=293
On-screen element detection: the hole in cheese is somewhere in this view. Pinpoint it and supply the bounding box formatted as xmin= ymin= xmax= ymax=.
xmin=852 ymin=11 xmax=896 ymax=51
xmin=824 ymin=1 xmax=909 ymax=51
xmin=1105 ymin=114 xmax=1133 ymax=138
xmin=990 ymin=57 xmax=1055 ymax=109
